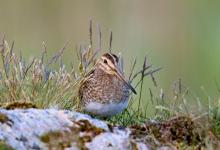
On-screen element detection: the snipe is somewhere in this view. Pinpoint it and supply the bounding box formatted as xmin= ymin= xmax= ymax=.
xmin=79 ymin=53 xmax=136 ymax=117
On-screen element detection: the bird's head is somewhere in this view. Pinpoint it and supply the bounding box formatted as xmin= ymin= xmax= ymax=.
xmin=95 ymin=53 xmax=137 ymax=94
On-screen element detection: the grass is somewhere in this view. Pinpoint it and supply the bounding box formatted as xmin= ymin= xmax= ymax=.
xmin=0 ymin=20 xmax=160 ymax=114
xmin=0 ymin=20 xmax=219 ymax=149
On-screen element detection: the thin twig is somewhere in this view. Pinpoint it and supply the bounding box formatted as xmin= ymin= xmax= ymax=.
xmin=4 ymin=54 xmax=9 ymax=79
xmin=129 ymin=58 xmax=137 ymax=81
xmin=179 ymin=78 xmax=182 ymax=94
xmin=59 ymin=57 xmax=64 ymax=68
xmin=1 ymin=34 xmax=5 ymax=53
xmin=150 ymin=73 xmax=157 ymax=87
xmin=149 ymin=88 xmax=154 ymax=105
xmin=109 ymin=30 xmax=112 ymax=52
xmin=23 ymin=58 xmax=36 ymax=79
xmin=130 ymin=64 xmax=152 ymax=82
xmin=75 ymin=45 xmax=80 ymax=60
xmin=19 ymin=50 xmax=23 ymax=62
xmin=86 ymin=50 xmax=99 ymax=68
xmin=10 ymin=41 xmax=14 ymax=57
xmin=134 ymin=67 xmax=162 ymax=88
xmin=144 ymin=67 xmax=162 ymax=77
xmin=89 ymin=19 xmax=92 ymax=47
xmin=137 ymin=56 xmax=147 ymax=113
xmin=48 ymin=41 xmax=68 ymax=65
xmin=79 ymin=45 xmax=83 ymax=66
xmin=160 ymin=88 xmax=165 ymax=104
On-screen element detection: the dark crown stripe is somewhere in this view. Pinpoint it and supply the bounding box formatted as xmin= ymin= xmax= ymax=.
xmin=111 ymin=54 xmax=119 ymax=63
xmin=103 ymin=53 xmax=118 ymax=64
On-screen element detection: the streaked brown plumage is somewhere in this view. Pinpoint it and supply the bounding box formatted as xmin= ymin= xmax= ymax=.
xmin=79 ymin=53 xmax=136 ymax=117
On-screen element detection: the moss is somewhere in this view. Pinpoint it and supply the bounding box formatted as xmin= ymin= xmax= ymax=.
xmin=74 ymin=119 xmax=104 ymax=137
xmin=40 ymin=131 xmax=63 ymax=143
xmin=130 ymin=141 xmax=138 ymax=150
xmin=40 ymin=119 xmax=105 ymax=149
xmin=0 ymin=113 xmax=10 ymax=124
xmin=2 ymin=101 xmax=37 ymax=110
xmin=130 ymin=116 xmax=204 ymax=149
xmin=40 ymin=130 xmax=72 ymax=149
xmin=0 ymin=140 xmax=14 ymax=150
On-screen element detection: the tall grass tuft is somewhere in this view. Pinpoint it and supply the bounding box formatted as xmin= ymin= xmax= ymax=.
xmin=0 ymin=20 xmax=160 ymax=115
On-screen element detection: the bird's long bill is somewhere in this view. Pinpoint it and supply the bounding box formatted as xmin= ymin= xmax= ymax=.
xmin=114 ymin=68 xmax=137 ymax=95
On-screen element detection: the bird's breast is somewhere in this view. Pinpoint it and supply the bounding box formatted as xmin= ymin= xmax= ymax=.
xmin=84 ymin=99 xmax=129 ymax=117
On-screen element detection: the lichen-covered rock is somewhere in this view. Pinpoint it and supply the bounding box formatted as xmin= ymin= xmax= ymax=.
xmin=0 ymin=108 xmax=150 ymax=150
xmin=0 ymin=109 xmax=105 ymax=149
xmin=0 ymin=108 xmax=212 ymax=150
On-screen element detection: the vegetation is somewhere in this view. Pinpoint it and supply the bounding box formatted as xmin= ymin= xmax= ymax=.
xmin=0 ymin=20 xmax=219 ymax=149
xmin=40 ymin=119 xmax=104 ymax=149
xmin=0 ymin=140 xmax=14 ymax=150
xmin=0 ymin=112 xmax=10 ymax=124
xmin=0 ymin=20 xmax=160 ymax=114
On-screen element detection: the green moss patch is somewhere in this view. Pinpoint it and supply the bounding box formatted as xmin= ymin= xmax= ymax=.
xmin=40 ymin=119 xmax=105 ymax=149
xmin=0 ymin=140 xmax=14 ymax=150
xmin=0 ymin=113 xmax=11 ymax=124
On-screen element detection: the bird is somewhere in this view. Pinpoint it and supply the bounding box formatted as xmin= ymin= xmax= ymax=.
xmin=78 ymin=52 xmax=137 ymax=117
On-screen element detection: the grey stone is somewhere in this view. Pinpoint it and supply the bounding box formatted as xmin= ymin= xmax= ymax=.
xmin=0 ymin=108 xmax=150 ymax=150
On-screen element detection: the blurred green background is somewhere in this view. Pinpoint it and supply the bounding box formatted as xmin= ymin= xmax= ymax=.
xmin=0 ymin=0 xmax=220 ymax=104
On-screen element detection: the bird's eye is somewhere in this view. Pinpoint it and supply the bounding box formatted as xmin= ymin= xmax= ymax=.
xmin=103 ymin=59 xmax=107 ymax=64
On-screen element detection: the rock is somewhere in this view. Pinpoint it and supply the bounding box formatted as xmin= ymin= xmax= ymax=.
xmin=0 ymin=108 xmax=209 ymax=150
xmin=0 ymin=108 xmax=150 ymax=150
